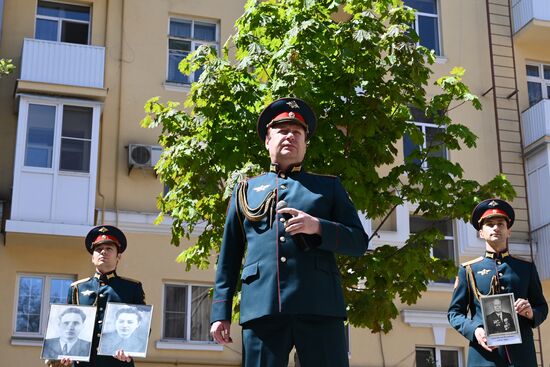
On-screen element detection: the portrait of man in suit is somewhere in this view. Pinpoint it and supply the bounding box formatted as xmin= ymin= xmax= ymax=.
xmin=42 ymin=307 xmax=92 ymax=360
xmin=99 ymin=305 xmax=149 ymax=357
xmin=485 ymin=297 xmax=517 ymax=335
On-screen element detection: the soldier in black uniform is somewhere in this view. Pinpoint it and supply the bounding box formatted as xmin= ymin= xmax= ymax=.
xmin=59 ymin=225 xmax=146 ymax=367
xmin=448 ymin=199 xmax=548 ymax=366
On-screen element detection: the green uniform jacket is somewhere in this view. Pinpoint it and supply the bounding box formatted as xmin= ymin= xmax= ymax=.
xmin=448 ymin=252 xmax=547 ymax=366
xmin=211 ymin=169 xmax=369 ymax=325
xmin=67 ymin=272 xmax=145 ymax=367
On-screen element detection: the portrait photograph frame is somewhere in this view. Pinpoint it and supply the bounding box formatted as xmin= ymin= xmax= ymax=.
xmin=41 ymin=304 xmax=97 ymax=362
xmin=480 ymin=293 xmax=522 ymax=347
xmin=98 ymin=302 xmax=153 ymax=358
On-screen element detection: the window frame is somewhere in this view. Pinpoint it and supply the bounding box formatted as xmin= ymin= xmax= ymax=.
xmin=415 ymin=346 xmax=463 ymax=367
xmin=406 ymin=0 xmax=442 ymax=56
xmin=526 ymin=62 xmax=550 ymax=107
xmin=35 ymin=0 xmax=92 ymax=45
xmin=9 ymin=94 xmax=101 ymax=233
xmin=404 ymin=120 xmax=447 ymax=170
xmin=409 ymin=214 xmax=457 ymax=284
xmin=20 ymin=100 xmax=95 ymax=175
xmin=12 ymin=273 xmax=75 ymax=338
xmin=166 ymin=17 xmax=220 ymax=85
xmin=161 ymin=282 xmax=214 ymax=344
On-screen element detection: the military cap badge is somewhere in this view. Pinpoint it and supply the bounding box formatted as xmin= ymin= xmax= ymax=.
xmin=286 ymin=100 xmax=300 ymax=109
xmin=84 ymin=225 xmax=128 ymax=254
xmin=257 ymin=97 xmax=317 ymax=142
xmin=470 ymin=198 xmax=515 ymax=230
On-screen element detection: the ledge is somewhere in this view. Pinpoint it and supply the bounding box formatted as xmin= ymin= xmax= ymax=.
xmin=5 ymin=219 xmax=90 ymax=237
xmin=99 ymin=210 xmax=205 ymax=236
xmin=155 ymin=340 xmax=223 ymax=351
xmin=163 ymin=82 xmax=191 ymax=93
xmin=10 ymin=336 xmax=43 ymax=347
xmin=16 ymin=80 xmax=108 ymax=101
xmin=401 ymin=309 xmax=450 ymax=345
xmin=427 ymin=282 xmax=454 ymax=292
xmin=435 ymin=56 xmax=448 ymax=64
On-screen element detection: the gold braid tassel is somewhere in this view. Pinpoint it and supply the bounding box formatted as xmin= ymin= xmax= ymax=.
xmin=466 ymin=265 xmax=500 ymax=301
xmin=236 ymin=181 xmax=277 ymax=226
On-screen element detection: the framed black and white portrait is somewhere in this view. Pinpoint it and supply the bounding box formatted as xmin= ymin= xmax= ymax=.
xmin=98 ymin=303 xmax=153 ymax=358
xmin=480 ymin=293 xmax=522 ymax=347
xmin=41 ymin=304 xmax=96 ymax=361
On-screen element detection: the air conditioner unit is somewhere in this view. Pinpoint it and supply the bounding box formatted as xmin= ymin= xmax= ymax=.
xmin=128 ymin=144 xmax=162 ymax=169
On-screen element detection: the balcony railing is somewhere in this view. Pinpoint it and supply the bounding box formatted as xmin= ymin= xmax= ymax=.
xmin=512 ymin=0 xmax=550 ymax=34
xmin=521 ymin=99 xmax=550 ymax=148
xmin=20 ymin=38 xmax=105 ymax=89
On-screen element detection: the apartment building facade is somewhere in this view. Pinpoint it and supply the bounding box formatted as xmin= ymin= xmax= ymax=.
xmin=0 ymin=0 xmax=548 ymax=366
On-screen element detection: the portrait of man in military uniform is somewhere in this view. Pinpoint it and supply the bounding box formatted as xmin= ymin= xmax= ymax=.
xmin=448 ymin=198 xmax=548 ymax=366
xmin=209 ymin=97 xmax=369 ymax=367
xmin=481 ymin=295 xmax=518 ymax=336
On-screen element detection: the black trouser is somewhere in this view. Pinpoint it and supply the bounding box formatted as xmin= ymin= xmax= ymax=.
xmin=242 ymin=315 xmax=349 ymax=367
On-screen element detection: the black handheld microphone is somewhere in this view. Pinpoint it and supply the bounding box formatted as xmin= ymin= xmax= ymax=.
xmin=276 ymin=200 xmax=310 ymax=251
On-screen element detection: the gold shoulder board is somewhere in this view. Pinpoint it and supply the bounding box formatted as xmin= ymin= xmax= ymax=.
xmin=461 ymin=256 xmax=483 ymax=267
xmin=71 ymin=277 xmax=91 ymax=287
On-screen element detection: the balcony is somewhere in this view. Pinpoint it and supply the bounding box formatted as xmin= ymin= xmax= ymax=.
xmin=521 ymin=99 xmax=550 ymax=151
xmin=17 ymin=38 xmax=106 ymax=99
xmin=512 ymin=0 xmax=550 ymax=43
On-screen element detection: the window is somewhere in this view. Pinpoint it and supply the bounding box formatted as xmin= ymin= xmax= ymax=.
xmin=35 ymin=1 xmax=91 ymax=45
xmin=8 ymin=96 xmax=100 ymax=230
xmin=526 ymin=63 xmax=550 ymax=107
xmin=403 ymin=108 xmax=446 ymax=169
xmin=24 ymin=104 xmax=93 ymax=172
xmin=410 ymin=215 xmax=456 ymax=283
xmin=14 ymin=274 xmax=74 ymax=336
xmin=167 ymin=18 xmax=219 ymax=84
xmin=404 ymin=0 xmax=441 ymax=56
xmin=416 ymin=347 xmax=461 ymax=367
xmin=163 ymin=284 xmax=212 ymax=342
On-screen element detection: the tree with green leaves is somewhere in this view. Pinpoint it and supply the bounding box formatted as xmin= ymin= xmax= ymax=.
xmin=142 ymin=0 xmax=514 ymax=332
xmin=0 ymin=59 xmax=14 ymax=77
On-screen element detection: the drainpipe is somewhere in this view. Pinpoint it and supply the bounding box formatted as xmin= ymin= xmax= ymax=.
xmin=113 ymin=0 xmax=125 ymax=226
xmin=95 ymin=0 xmax=111 ymax=225
xmin=0 ymin=0 xmax=4 ymax=44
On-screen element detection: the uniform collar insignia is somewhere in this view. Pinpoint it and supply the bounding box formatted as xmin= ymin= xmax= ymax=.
xmin=81 ymin=290 xmax=94 ymax=296
xmin=253 ymin=184 xmax=271 ymax=192
xmin=269 ymin=163 xmax=303 ymax=174
xmin=287 ymin=100 xmax=300 ymax=109
xmin=95 ymin=270 xmax=117 ymax=280
xmin=485 ymin=250 xmax=509 ymax=259
xmin=488 ymin=200 xmax=498 ymax=207
xmin=477 ymin=269 xmax=491 ymax=276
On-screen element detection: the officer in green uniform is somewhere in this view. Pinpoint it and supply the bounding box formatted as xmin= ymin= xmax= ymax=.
xmin=61 ymin=225 xmax=146 ymax=367
xmin=210 ymin=97 xmax=369 ymax=367
xmin=448 ymin=199 xmax=548 ymax=366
